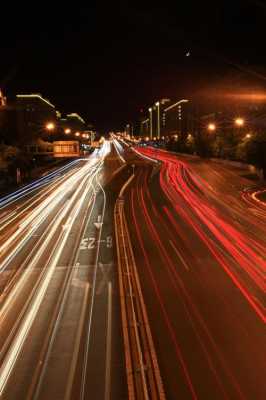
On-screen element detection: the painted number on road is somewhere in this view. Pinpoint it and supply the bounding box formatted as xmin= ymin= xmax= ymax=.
xmin=80 ymin=238 xmax=88 ymax=250
xmin=79 ymin=237 xmax=95 ymax=250
xmin=79 ymin=236 xmax=113 ymax=250
xmin=88 ymin=237 xmax=96 ymax=249
xmin=106 ymin=236 xmax=113 ymax=248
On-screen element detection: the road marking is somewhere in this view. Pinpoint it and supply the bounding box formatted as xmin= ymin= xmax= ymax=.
xmin=80 ymin=169 xmax=107 ymax=400
xmin=96 ymin=263 xmax=113 ymax=295
xmin=64 ymin=283 xmax=90 ymax=400
xmin=169 ymin=240 xmax=190 ymax=271
xmin=104 ymin=282 xmax=112 ymax=400
xmin=94 ymin=215 xmax=103 ymax=229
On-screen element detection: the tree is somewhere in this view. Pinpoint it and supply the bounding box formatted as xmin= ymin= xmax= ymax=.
xmin=245 ymin=132 xmax=266 ymax=179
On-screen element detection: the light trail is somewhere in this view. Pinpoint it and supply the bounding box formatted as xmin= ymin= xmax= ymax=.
xmin=0 ymin=159 xmax=101 ymax=273
xmin=125 ymin=145 xmax=266 ymax=398
xmin=0 ymin=159 xmax=81 ymax=210
xmin=0 ymin=146 xmax=111 ymax=397
xmin=138 ymin=147 xmax=266 ymax=322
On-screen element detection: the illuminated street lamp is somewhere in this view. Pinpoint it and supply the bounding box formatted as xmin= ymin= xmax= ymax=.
xmin=46 ymin=122 xmax=55 ymax=131
xmin=155 ymin=101 xmax=160 ymax=138
xmin=64 ymin=128 xmax=71 ymax=134
xmin=208 ymin=123 xmax=216 ymax=132
xmin=235 ymin=117 xmax=245 ymax=127
xmin=245 ymin=133 xmax=252 ymax=139
xmin=149 ymin=107 xmax=153 ymax=140
xmin=75 ymin=131 xmax=80 ymax=137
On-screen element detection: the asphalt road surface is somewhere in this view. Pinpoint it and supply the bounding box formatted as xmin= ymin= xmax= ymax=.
xmin=1 ymin=138 xmax=265 ymax=400
xmin=120 ymin=144 xmax=266 ymax=400
xmin=0 ymin=142 xmax=128 ymax=400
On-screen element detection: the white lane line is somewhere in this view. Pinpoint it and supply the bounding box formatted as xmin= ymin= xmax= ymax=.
xmin=64 ymin=159 xmax=105 ymax=400
xmin=80 ymin=168 xmax=107 ymax=400
xmin=64 ymin=282 xmax=90 ymax=400
xmin=105 ymin=281 xmax=112 ymax=400
xmin=169 ymin=240 xmax=190 ymax=271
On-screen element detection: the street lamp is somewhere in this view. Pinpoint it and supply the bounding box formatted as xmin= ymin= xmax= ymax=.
xmin=64 ymin=128 xmax=71 ymax=134
xmin=208 ymin=123 xmax=216 ymax=132
xmin=46 ymin=122 xmax=55 ymax=131
xmin=245 ymin=133 xmax=252 ymax=139
xmin=155 ymin=101 xmax=160 ymax=138
xmin=75 ymin=131 xmax=80 ymax=137
xmin=149 ymin=107 xmax=153 ymax=140
xmin=235 ymin=117 xmax=244 ymax=127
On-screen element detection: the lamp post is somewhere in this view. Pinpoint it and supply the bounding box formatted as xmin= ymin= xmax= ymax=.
xmin=155 ymin=101 xmax=160 ymax=138
xmin=149 ymin=108 xmax=153 ymax=140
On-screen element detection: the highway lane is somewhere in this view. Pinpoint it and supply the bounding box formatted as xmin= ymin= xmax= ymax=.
xmin=121 ymin=145 xmax=266 ymax=399
xmin=0 ymin=141 xmax=128 ymax=400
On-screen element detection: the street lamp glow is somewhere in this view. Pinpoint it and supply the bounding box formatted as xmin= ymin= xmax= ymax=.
xmin=235 ymin=117 xmax=245 ymax=126
xmin=245 ymin=133 xmax=252 ymax=139
xmin=149 ymin=108 xmax=153 ymax=140
xmin=64 ymin=128 xmax=71 ymax=134
xmin=155 ymin=101 xmax=160 ymax=106
xmin=208 ymin=123 xmax=216 ymax=131
xmin=46 ymin=122 xmax=55 ymax=131
xmin=75 ymin=132 xmax=80 ymax=137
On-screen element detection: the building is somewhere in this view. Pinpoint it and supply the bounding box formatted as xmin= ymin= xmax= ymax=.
xmin=16 ymin=94 xmax=57 ymax=144
xmin=161 ymin=99 xmax=192 ymax=140
xmin=65 ymin=113 xmax=86 ymax=132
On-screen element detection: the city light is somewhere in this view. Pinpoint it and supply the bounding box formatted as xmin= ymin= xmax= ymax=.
xmin=208 ymin=123 xmax=216 ymax=131
xmin=46 ymin=122 xmax=55 ymax=131
xmin=245 ymin=133 xmax=252 ymax=139
xmin=235 ymin=118 xmax=245 ymax=126
xmin=64 ymin=128 xmax=71 ymax=134
xmin=75 ymin=132 xmax=80 ymax=137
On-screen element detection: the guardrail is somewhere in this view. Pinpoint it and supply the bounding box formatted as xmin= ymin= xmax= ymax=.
xmin=114 ymin=178 xmax=166 ymax=400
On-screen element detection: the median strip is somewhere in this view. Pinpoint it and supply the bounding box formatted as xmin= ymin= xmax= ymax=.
xmin=114 ymin=175 xmax=166 ymax=400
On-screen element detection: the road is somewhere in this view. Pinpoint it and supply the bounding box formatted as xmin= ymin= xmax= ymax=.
xmin=0 ymin=141 xmax=129 ymax=400
xmin=119 ymin=144 xmax=266 ymax=400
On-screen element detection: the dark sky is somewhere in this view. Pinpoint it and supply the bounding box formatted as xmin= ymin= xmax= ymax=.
xmin=1 ymin=1 xmax=266 ymax=131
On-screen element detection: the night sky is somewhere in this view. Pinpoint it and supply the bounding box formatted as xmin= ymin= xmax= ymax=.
xmin=1 ymin=1 xmax=266 ymax=131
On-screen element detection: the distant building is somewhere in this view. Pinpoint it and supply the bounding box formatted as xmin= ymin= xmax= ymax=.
xmin=16 ymin=93 xmax=57 ymax=144
xmin=161 ymin=99 xmax=193 ymax=140
xmin=65 ymin=113 xmax=86 ymax=132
